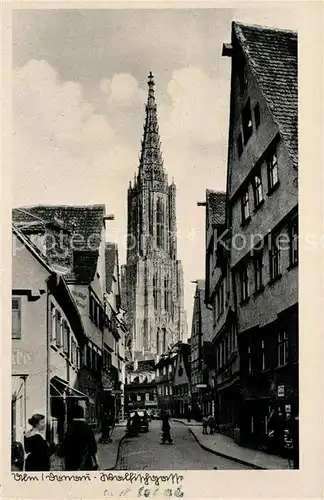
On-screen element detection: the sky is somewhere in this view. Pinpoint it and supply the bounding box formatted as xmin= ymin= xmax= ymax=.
xmin=12 ymin=6 xmax=300 ymax=329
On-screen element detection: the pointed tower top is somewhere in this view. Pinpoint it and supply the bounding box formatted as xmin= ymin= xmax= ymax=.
xmin=137 ymin=73 xmax=165 ymax=183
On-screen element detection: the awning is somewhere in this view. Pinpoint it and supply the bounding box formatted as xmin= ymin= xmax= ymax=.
xmin=50 ymin=375 xmax=89 ymax=400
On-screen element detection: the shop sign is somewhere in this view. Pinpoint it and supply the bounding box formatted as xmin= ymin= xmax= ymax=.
xmin=277 ymin=385 xmax=285 ymax=397
xmin=196 ymin=384 xmax=207 ymax=389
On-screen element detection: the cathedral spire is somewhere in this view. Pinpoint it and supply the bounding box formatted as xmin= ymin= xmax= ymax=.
xmin=138 ymin=72 xmax=164 ymax=181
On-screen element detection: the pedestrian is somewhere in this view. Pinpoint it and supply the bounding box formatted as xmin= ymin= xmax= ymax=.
xmin=202 ymin=416 xmax=208 ymax=435
xmin=208 ymin=415 xmax=215 ymax=435
xmin=61 ymin=404 xmax=99 ymax=471
xmin=161 ymin=413 xmax=173 ymax=444
xmin=24 ymin=413 xmax=51 ymax=471
xmin=132 ymin=411 xmax=141 ymax=436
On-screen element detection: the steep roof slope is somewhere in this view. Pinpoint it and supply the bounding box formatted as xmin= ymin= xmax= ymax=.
xmin=233 ymin=22 xmax=298 ymax=167
xmin=206 ymin=190 xmax=226 ymax=226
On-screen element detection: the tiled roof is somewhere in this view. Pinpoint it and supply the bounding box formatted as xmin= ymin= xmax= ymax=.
xmin=206 ymin=190 xmax=226 ymax=226
xmin=233 ymin=22 xmax=298 ymax=167
xmin=105 ymin=242 xmax=117 ymax=294
xmin=12 ymin=205 xmax=105 ymax=283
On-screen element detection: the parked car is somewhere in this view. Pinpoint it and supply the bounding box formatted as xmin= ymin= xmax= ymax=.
xmin=127 ymin=410 xmax=149 ymax=434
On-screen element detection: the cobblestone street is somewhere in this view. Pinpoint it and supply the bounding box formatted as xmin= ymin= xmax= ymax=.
xmin=114 ymin=421 xmax=251 ymax=470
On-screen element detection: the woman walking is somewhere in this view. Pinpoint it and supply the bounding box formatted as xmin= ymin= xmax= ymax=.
xmin=24 ymin=414 xmax=50 ymax=471
xmin=61 ymin=404 xmax=99 ymax=471
xmin=161 ymin=412 xmax=173 ymax=445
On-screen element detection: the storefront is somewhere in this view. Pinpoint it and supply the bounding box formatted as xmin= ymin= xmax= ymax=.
xmin=49 ymin=375 xmax=89 ymax=445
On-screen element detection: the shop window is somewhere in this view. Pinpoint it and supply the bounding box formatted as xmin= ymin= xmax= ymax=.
xmin=242 ymin=99 xmax=253 ymax=144
xmin=267 ymin=150 xmax=279 ymax=191
xmin=12 ymin=298 xmax=22 ymax=339
xmin=241 ymin=189 xmax=250 ymax=223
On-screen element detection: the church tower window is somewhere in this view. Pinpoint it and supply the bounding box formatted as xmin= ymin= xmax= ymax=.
xmin=156 ymin=197 xmax=164 ymax=248
xmin=153 ymin=271 xmax=158 ymax=310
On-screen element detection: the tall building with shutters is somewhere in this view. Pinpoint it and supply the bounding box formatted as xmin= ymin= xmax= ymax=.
xmin=124 ymin=73 xmax=187 ymax=361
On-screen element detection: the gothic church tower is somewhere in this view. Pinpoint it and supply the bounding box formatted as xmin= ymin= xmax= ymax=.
xmin=124 ymin=73 xmax=187 ymax=361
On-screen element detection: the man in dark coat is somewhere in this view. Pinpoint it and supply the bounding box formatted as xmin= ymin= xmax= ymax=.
xmin=62 ymin=405 xmax=99 ymax=471
xmin=161 ymin=413 xmax=173 ymax=444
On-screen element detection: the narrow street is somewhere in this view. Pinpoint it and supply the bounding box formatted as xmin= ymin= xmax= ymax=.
xmin=115 ymin=420 xmax=252 ymax=470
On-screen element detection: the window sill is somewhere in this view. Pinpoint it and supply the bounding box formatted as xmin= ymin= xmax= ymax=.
xmin=241 ymin=216 xmax=251 ymax=227
xmin=239 ymin=297 xmax=250 ymax=306
xmin=267 ymin=181 xmax=280 ymax=196
xmin=287 ymin=261 xmax=298 ymax=271
xmin=269 ymin=273 xmax=282 ymax=286
xmin=253 ymin=285 xmax=265 ymax=297
xmin=253 ymin=199 xmax=265 ymax=213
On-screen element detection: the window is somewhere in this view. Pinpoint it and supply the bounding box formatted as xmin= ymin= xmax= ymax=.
xmin=261 ymin=339 xmax=266 ymax=371
xmin=269 ymin=237 xmax=281 ymax=280
xmin=50 ymin=303 xmax=56 ymax=342
xmin=290 ymin=218 xmax=298 ymax=266
xmin=241 ymin=189 xmax=250 ymax=223
xmin=153 ymin=272 xmax=158 ymax=310
xmin=254 ymin=253 xmax=263 ymax=292
xmin=268 ymin=150 xmax=279 ymax=191
xmin=253 ymin=171 xmax=263 ymax=208
xmin=240 ymin=264 xmax=249 ymax=302
xmin=254 ymin=103 xmax=261 ymax=128
xmin=156 ymin=197 xmax=164 ymax=248
xmin=242 ymin=99 xmax=253 ymax=144
xmin=237 ymin=133 xmax=243 ymax=157
xmin=63 ymin=321 xmax=70 ymax=355
xmin=278 ymin=331 xmax=288 ymax=367
xmin=55 ymin=311 xmax=62 ymax=347
xmin=12 ymin=298 xmax=21 ymax=339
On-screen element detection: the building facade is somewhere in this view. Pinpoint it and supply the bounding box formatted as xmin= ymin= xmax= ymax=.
xmin=12 ymin=205 xmax=126 ymax=432
xmin=124 ymin=73 xmax=187 ymax=361
xmin=172 ymin=343 xmax=191 ymax=418
xmin=12 ymin=225 xmax=88 ymax=448
xmin=189 ymin=281 xmax=214 ymax=420
xmin=124 ymin=359 xmax=157 ymax=414
xmin=201 ymin=190 xmax=240 ymax=438
xmin=222 ymin=22 xmax=298 ymax=451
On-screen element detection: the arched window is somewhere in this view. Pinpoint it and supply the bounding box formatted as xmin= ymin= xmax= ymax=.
xmin=156 ymin=198 xmax=164 ymax=248
xmin=164 ymin=275 xmax=169 ymax=312
xmin=153 ymin=271 xmax=158 ymax=310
